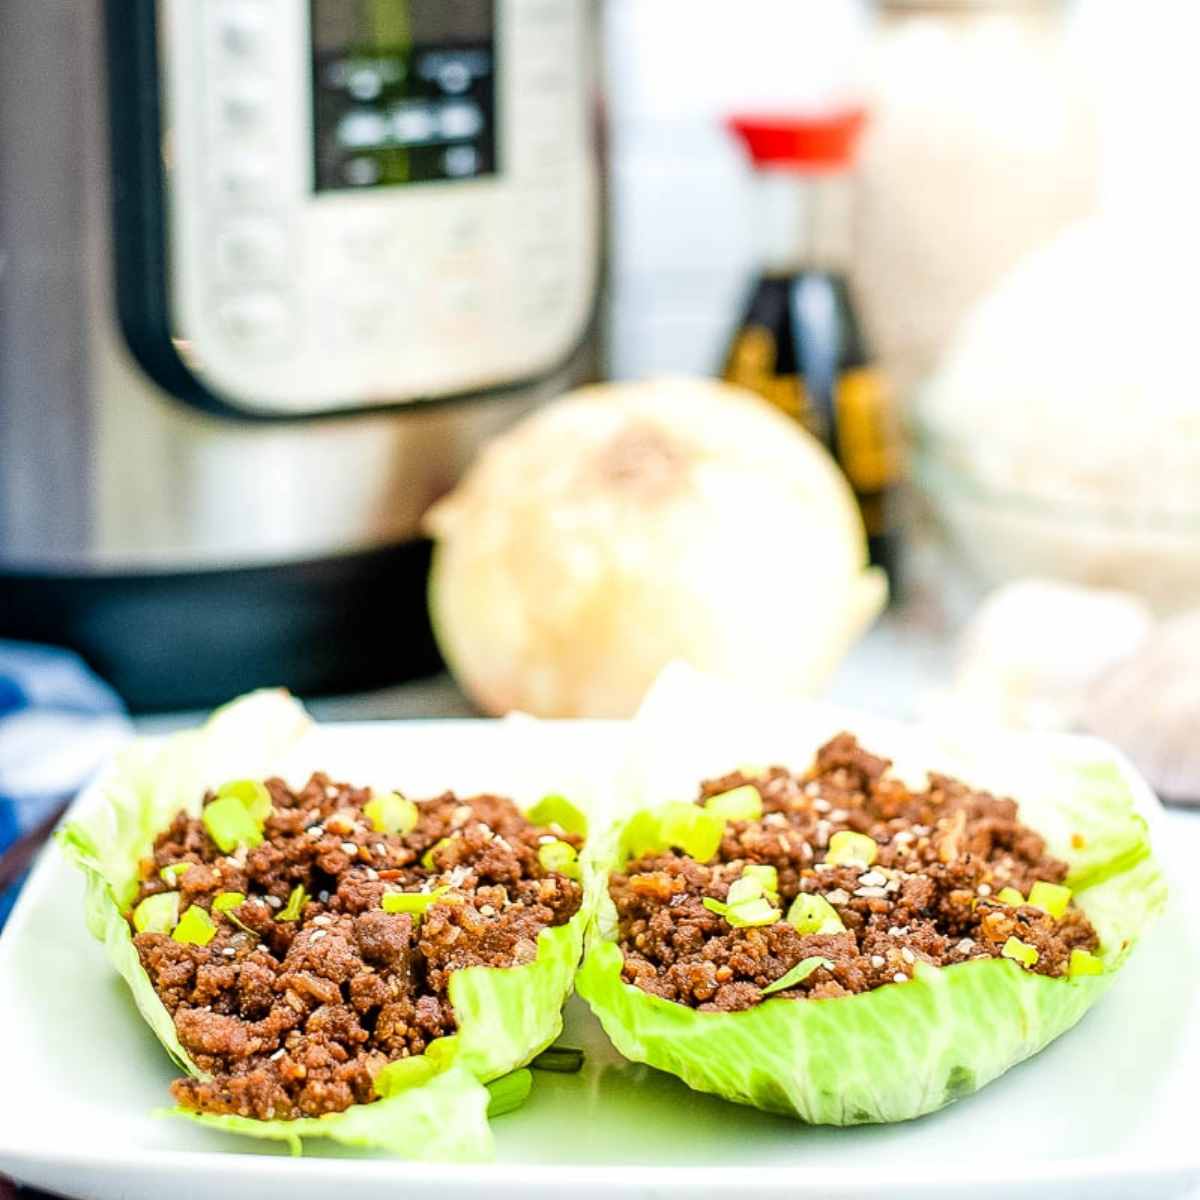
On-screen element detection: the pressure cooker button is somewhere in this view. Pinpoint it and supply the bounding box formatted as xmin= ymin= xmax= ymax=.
xmin=217 ymin=292 xmax=290 ymax=352
xmin=210 ymin=153 xmax=275 ymax=207
xmin=215 ymin=221 xmax=287 ymax=281
xmin=209 ymin=0 xmax=268 ymax=60
xmin=332 ymin=295 xmax=396 ymax=347
xmin=214 ymin=82 xmax=271 ymax=139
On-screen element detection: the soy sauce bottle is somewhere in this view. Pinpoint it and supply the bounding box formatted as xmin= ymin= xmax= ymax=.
xmin=723 ymin=111 xmax=904 ymax=591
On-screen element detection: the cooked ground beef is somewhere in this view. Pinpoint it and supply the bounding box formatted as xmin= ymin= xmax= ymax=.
xmin=613 ymin=734 xmax=1099 ymax=1011
xmin=129 ymin=774 xmax=583 ymax=1120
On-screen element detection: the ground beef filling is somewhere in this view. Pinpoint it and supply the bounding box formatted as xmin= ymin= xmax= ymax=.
xmin=612 ymin=734 xmax=1100 ymax=1012
xmin=129 ymin=774 xmax=582 ymax=1120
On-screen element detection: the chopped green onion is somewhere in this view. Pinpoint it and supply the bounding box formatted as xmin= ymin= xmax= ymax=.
xmin=275 ymin=884 xmax=308 ymax=922
xmin=202 ymin=794 xmax=264 ymax=854
xmin=172 ymin=904 xmax=216 ymax=946
xmin=159 ymin=862 xmax=191 ymax=885
xmin=1027 ymin=880 xmax=1072 ymax=919
xmin=524 ymin=793 xmax=588 ymax=837
xmin=216 ymin=779 xmax=273 ymax=824
xmin=786 ymin=892 xmax=846 ymax=935
xmin=703 ymin=895 xmax=781 ymax=928
xmin=726 ymin=876 xmax=761 ymax=907
xmin=530 ymin=1044 xmax=585 ymax=1073
xmin=824 ymin=830 xmax=878 ymax=867
xmin=997 ymin=886 xmax=1026 ymax=907
xmin=760 ymin=956 xmax=833 ymax=996
xmin=133 ymin=891 xmax=180 ymax=934
xmin=381 ymin=885 xmax=454 ymax=918
xmin=211 ymin=890 xmax=256 ymax=935
xmin=537 ymin=839 xmax=581 ymax=880
xmin=739 ymin=863 xmax=778 ymax=900
xmin=620 ymin=810 xmax=665 ymax=862
xmin=422 ymin=836 xmax=454 ymax=869
xmin=658 ymin=802 xmax=726 ymax=862
xmin=704 ymin=785 xmax=763 ymax=821
xmin=1001 ymin=936 xmax=1039 ymax=969
xmin=727 ymin=864 xmax=778 ymax=907
xmin=364 ymin=790 xmax=418 ymax=836
xmin=1068 ymin=948 xmax=1104 ymax=977
xmin=486 ymin=1068 xmax=533 ymax=1118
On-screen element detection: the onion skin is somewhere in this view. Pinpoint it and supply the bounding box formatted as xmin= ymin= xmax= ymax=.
xmin=424 ymin=378 xmax=887 ymax=718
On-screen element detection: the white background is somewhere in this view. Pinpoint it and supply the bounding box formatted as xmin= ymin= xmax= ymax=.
xmin=601 ymin=0 xmax=1200 ymax=380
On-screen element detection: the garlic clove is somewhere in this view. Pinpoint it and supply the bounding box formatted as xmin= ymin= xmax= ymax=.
xmin=1082 ymin=609 xmax=1200 ymax=805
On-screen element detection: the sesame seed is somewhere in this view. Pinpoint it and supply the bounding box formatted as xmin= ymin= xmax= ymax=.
xmin=805 ymin=783 xmax=822 ymax=799
xmin=858 ymin=870 xmax=887 ymax=888
xmin=825 ymin=888 xmax=850 ymax=906
xmin=957 ymin=938 xmax=975 ymax=954
xmin=222 ymin=947 xmax=236 ymax=958
xmin=893 ymin=972 xmax=908 ymax=984
xmin=312 ymin=915 xmax=332 ymax=927
xmin=800 ymin=842 xmax=814 ymax=861
xmin=887 ymin=925 xmax=907 ymax=937
xmin=310 ymin=930 xmax=327 ymax=942
xmin=365 ymin=867 xmax=379 ymax=881
xmin=479 ymin=904 xmax=496 ymax=917
xmin=308 ymin=826 xmax=324 ymax=838
xmin=266 ymin=895 xmax=283 ymax=909
xmin=901 ymin=947 xmax=916 ymax=964
xmin=374 ymin=844 xmax=387 ymax=857
xmin=493 ymin=836 xmax=512 ymax=852
xmin=270 ymin=1048 xmax=286 ymax=1061
xmin=870 ymin=954 xmax=885 ymax=968
xmin=538 ymin=835 xmax=556 ymax=845
xmin=341 ymin=841 xmax=357 ymax=855
xmin=854 ymin=886 xmax=888 ymax=899
xmin=829 ymin=809 xmax=849 ymax=823
xmin=892 ymin=831 xmax=914 ymax=845
xmin=977 ymin=883 xmax=993 ymax=897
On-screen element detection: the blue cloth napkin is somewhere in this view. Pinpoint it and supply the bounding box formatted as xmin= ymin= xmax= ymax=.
xmin=0 ymin=642 xmax=130 ymax=926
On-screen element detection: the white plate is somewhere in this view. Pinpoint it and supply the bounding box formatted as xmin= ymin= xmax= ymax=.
xmin=1 ymin=717 xmax=1199 ymax=1200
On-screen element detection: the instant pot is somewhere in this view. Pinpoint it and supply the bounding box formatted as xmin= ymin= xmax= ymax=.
xmin=0 ymin=0 xmax=600 ymax=709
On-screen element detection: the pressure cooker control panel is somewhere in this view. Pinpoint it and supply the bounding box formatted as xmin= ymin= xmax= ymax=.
xmin=151 ymin=0 xmax=596 ymax=415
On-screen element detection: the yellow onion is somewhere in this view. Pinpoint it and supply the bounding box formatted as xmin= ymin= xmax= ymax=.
xmin=424 ymin=378 xmax=887 ymax=717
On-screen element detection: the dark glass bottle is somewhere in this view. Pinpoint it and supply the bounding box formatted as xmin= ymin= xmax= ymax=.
xmin=723 ymin=113 xmax=904 ymax=590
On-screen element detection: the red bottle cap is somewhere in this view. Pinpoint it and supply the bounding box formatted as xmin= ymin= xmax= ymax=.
xmin=727 ymin=110 xmax=867 ymax=172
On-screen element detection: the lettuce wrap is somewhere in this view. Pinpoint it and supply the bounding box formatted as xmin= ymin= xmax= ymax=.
xmin=59 ymin=690 xmax=590 ymax=1159
xmin=576 ymin=670 xmax=1167 ymax=1126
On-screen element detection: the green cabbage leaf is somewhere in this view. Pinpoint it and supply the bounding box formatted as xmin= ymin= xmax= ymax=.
xmin=59 ymin=691 xmax=588 ymax=1158
xmin=578 ymin=748 xmax=1166 ymax=1126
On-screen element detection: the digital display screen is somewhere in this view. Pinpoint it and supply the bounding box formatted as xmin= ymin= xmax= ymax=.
xmin=311 ymin=0 xmax=497 ymax=191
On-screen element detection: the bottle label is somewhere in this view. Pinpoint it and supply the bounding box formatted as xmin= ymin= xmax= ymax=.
xmin=725 ymin=325 xmax=904 ymax=508
xmin=834 ymin=367 xmax=903 ymax=496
